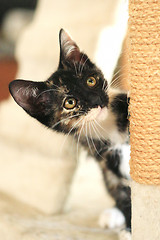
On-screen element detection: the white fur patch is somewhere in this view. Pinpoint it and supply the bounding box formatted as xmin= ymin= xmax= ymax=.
xmin=116 ymin=144 xmax=130 ymax=179
xmin=79 ymin=107 xmax=128 ymax=145
xmin=99 ymin=109 xmax=127 ymax=144
xmin=98 ymin=207 xmax=125 ymax=229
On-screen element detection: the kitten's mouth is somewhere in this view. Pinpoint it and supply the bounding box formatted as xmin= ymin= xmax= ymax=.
xmin=84 ymin=106 xmax=108 ymax=122
xmin=96 ymin=106 xmax=108 ymax=121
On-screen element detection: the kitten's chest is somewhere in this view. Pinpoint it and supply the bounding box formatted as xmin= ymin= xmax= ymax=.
xmin=87 ymin=109 xmax=128 ymax=145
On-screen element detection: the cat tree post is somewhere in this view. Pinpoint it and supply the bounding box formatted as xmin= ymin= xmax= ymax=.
xmin=129 ymin=1 xmax=160 ymax=239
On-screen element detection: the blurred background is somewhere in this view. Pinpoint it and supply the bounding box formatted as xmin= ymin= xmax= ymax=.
xmin=0 ymin=0 xmax=37 ymax=101
xmin=0 ymin=0 xmax=128 ymax=102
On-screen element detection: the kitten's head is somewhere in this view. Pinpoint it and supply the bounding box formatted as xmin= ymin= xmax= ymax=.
xmin=9 ymin=29 xmax=109 ymax=137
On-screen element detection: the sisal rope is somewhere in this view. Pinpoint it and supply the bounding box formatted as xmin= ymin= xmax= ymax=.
xmin=128 ymin=0 xmax=160 ymax=185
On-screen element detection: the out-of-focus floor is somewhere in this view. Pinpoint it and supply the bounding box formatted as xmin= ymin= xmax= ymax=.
xmin=0 ymin=192 xmax=118 ymax=240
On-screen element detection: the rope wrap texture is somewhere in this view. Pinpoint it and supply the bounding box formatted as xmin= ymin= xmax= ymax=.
xmin=129 ymin=0 xmax=160 ymax=185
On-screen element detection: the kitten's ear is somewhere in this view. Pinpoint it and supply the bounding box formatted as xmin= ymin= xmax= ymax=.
xmin=59 ymin=29 xmax=86 ymax=69
xmin=9 ymin=80 xmax=52 ymax=120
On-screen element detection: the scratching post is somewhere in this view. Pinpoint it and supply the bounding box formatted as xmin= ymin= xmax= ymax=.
xmin=129 ymin=1 xmax=160 ymax=239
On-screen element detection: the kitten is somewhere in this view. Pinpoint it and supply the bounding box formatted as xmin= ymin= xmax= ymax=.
xmin=9 ymin=29 xmax=131 ymax=231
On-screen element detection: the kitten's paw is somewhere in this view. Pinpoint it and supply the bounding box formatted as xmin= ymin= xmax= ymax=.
xmin=119 ymin=229 xmax=131 ymax=240
xmin=98 ymin=207 xmax=125 ymax=229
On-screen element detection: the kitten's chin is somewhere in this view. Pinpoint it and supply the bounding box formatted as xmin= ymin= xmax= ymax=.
xmin=96 ymin=106 xmax=108 ymax=122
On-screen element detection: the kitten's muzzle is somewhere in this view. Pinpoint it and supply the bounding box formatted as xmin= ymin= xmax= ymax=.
xmin=88 ymin=94 xmax=108 ymax=108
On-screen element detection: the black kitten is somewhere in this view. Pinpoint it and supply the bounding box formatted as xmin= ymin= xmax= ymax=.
xmin=9 ymin=29 xmax=131 ymax=231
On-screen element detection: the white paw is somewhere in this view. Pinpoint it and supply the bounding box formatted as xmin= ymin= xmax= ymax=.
xmin=98 ymin=207 xmax=125 ymax=229
xmin=119 ymin=229 xmax=131 ymax=240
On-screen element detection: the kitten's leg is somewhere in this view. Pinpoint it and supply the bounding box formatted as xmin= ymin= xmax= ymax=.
xmin=97 ymin=146 xmax=131 ymax=230
xmin=113 ymin=183 xmax=131 ymax=230
xmin=107 ymin=146 xmax=131 ymax=229
xmin=103 ymin=144 xmax=130 ymax=179
xmin=86 ymin=139 xmax=131 ymax=230
xmin=101 ymin=166 xmax=131 ymax=230
xmin=96 ymin=141 xmax=131 ymax=230
xmin=103 ymin=92 xmax=131 ymax=229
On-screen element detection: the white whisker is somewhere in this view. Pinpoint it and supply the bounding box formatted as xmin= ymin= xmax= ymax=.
xmin=94 ymin=119 xmax=110 ymax=136
xmin=85 ymin=123 xmax=93 ymax=155
xmin=73 ymin=60 xmax=78 ymax=76
xmin=112 ymin=63 xmax=128 ymax=79
xmin=106 ymin=74 xmax=125 ymax=91
xmin=92 ymin=120 xmax=106 ymax=144
xmin=102 ymin=79 xmax=107 ymax=91
xmin=60 ymin=116 xmax=84 ymax=154
xmin=80 ymin=57 xmax=89 ymax=74
xmin=76 ymin=120 xmax=85 ymax=161
xmin=78 ymin=53 xmax=85 ymax=74
xmin=36 ymin=88 xmax=64 ymax=99
xmin=89 ymin=122 xmax=102 ymax=158
xmin=51 ymin=113 xmax=82 ymax=129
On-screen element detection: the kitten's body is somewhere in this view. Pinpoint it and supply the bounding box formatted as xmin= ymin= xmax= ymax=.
xmin=9 ymin=29 xmax=131 ymax=231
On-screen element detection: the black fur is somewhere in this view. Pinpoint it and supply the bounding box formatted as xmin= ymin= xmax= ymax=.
xmin=106 ymin=149 xmax=122 ymax=177
xmin=111 ymin=94 xmax=129 ymax=132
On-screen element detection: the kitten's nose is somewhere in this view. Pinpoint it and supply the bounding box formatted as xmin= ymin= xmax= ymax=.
xmin=89 ymin=94 xmax=103 ymax=107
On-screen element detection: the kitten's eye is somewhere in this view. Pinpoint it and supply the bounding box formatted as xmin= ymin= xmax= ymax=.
xmin=86 ymin=77 xmax=97 ymax=88
xmin=64 ymin=98 xmax=77 ymax=109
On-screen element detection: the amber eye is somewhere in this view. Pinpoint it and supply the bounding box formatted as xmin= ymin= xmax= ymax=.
xmin=64 ymin=98 xmax=77 ymax=109
xmin=86 ymin=77 xmax=97 ymax=88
